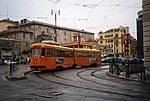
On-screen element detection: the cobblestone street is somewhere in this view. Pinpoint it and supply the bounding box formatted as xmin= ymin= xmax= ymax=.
xmin=0 ymin=64 xmax=150 ymax=101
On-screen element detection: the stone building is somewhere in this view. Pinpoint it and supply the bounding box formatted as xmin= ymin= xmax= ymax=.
xmin=0 ymin=18 xmax=18 ymax=32
xmin=0 ymin=19 xmax=20 ymax=59
xmin=0 ymin=38 xmax=19 ymax=60
xmin=0 ymin=29 xmax=33 ymax=59
xmin=143 ymin=0 xmax=150 ymax=67
xmin=10 ymin=19 xmax=94 ymax=44
xmin=137 ymin=10 xmax=144 ymax=58
xmin=0 ymin=18 xmax=95 ymax=59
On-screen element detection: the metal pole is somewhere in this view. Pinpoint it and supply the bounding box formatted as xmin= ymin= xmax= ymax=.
xmin=126 ymin=59 xmax=130 ymax=78
xmin=55 ymin=13 xmax=57 ymax=28
xmin=143 ymin=66 xmax=146 ymax=81
xmin=51 ymin=10 xmax=60 ymax=42
xmin=116 ymin=58 xmax=119 ymax=76
xmin=54 ymin=13 xmax=57 ymax=42
xmin=78 ymin=34 xmax=80 ymax=48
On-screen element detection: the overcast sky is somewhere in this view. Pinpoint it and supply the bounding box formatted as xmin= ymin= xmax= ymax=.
xmin=0 ymin=0 xmax=142 ymax=38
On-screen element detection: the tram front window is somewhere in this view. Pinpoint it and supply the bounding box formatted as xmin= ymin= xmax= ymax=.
xmin=33 ymin=49 xmax=41 ymax=57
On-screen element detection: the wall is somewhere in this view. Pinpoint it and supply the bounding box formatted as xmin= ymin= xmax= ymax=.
xmin=143 ymin=0 xmax=150 ymax=67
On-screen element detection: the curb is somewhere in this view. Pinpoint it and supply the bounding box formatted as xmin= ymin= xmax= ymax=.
xmin=106 ymin=72 xmax=150 ymax=84
xmin=5 ymin=71 xmax=31 ymax=81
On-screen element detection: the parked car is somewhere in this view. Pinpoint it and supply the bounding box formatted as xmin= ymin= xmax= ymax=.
xmin=19 ymin=58 xmax=27 ymax=64
xmin=4 ymin=60 xmax=11 ymax=65
xmin=0 ymin=59 xmax=5 ymax=65
xmin=102 ymin=57 xmax=116 ymax=63
xmin=129 ymin=58 xmax=144 ymax=64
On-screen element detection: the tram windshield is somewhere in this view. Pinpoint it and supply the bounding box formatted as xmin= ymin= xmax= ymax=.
xmin=33 ymin=48 xmax=41 ymax=57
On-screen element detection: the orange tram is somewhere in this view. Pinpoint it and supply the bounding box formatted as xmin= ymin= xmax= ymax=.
xmin=30 ymin=43 xmax=102 ymax=71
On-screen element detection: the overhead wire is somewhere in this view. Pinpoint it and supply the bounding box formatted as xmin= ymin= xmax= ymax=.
xmin=77 ymin=0 xmax=104 ymax=29
xmin=0 ymin=0 xmax=141 ymax=21
xmin=102 ymin=0 xmax=127 ymax=30
xmin=104 ymin=0 xmax=127 ymax=18
xmin=0 ymin=0 xmax=141 ymax=37
xmin=107 ymin=1 xmax=142 ymax=18
xmin=64 ymin=0 xmax=85 ymax=19
xmin=48 ymin=0 xmax=59 ymax=4
xmin=27 ymin=0 xmax=35 ymax=18
xmin=97 ymin=0 xmax=105 ymax=5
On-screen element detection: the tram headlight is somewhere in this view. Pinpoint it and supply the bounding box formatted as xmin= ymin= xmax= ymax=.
xmin=34 ymin=61 xmax=37 ymax=64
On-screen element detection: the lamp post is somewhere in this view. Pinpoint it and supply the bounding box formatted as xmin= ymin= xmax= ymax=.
xmin=51 ymin=9 xmax=60 ymax=42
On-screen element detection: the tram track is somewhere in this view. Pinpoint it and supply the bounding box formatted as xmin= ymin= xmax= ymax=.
xmin=77 ymin=67 xmax=150 ymax=95
xmin=91 ymin=69 xmax=139 ymax=85
xmin=37 ymin=73 xmax=135 ymax=98
xmin=49 ymin=67 xmax=150 ymax=98
xmin=35 ymin=68 xmax=150 ymax=99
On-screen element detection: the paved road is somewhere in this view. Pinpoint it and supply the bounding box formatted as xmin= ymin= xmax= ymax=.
xmin=0 ymin=64 xmax=150 ymax=101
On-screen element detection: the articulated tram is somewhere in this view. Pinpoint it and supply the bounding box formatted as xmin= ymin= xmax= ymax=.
xmin=30 ymin=43 xmax=101 ymax=71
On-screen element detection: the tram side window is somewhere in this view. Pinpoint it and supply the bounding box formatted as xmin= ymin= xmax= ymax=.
xmin=56 ymin=50 xmax=60 ymax=57
xmin=94 ymin=52 xmax=101 ymax=58
xmin=82 ymin=52 xmax=85 ymax=57
xmin=88 ymin=53 xmax=92 ymax=57
xmin=85 ymin=52 xmax=89 ymax=57
xmin=41 ymin=48 xmax=45 ymax=57
xmin=92 ymin=53 xmax=95 ymax=58
xmin=46 ymin=48 xmax=51 ymax=57
xmin=60 ymin=50 xmax=64 ymax=57
xmin=56 ymin=50 xmax=64 ymax=57
xmin=76 ymin=52 xmax=84 ymax=57
xmin=76 ymin=52 xmax=80 ymax=57
xmin=71 ymin=51 xmax=74 ymax=57
xmin=67 ymin=51 xmax=73 ymax=57
xmin=63 ymin=50 xmax=69 ymax=57
xmin=46 ymin=48 xmax=56 ymax=57
xmin=51 ymin=49 xmax=55 ymax=57
xmin=64 ymin=51 xmax=68 ymax=57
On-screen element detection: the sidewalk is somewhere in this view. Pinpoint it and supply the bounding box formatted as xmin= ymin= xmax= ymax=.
xmin=6 ymin=64 xmax=31 ymax=81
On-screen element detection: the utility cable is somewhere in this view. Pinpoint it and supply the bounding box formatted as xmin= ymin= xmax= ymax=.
xmin=27 ymin=0 xmax=35 ymax=18
xmin=64 ymin=0 xmax=85 ymax=19
xmin=104 ymin=0 xmax=127 ymax=18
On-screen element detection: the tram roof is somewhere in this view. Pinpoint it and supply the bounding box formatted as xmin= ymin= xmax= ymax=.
xmin=74 ymin=48 xmax=100 ymax=52
xmin=31 ymin=43 xmax=73 ymax=51
xmin=31 ymin=43 xmax=100 ymax=52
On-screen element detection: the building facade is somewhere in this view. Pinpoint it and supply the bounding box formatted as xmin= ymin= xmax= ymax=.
xmin=98 ymin=26 xmax=136 ymax=57
xmin=0 ymin=29 xmax=33 ymax=59
xmin=11 ymin=19 xmax=94 ymax=44
xmin=143 ymin=0 xmax=150 ymax=67
xmin=0 ymin=18 xmax=18 ymax=32
xmin=137 ymin=10 xmax=144 ymax=58
xmin=0 ymin=18 xmax=94 ymax=59
xmin=0 ymin=38 xmax=19 ymax=60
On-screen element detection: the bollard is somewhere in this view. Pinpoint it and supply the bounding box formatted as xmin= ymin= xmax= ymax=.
xmin=126 ymin=60 xmax=130 ymax=78
xmin=9 ymin=62 xmax=12 ymax=75
xmin=143 ymin=66 xmax=146 ymax=81
xmin=109 ymin=63 xmax=111 ymax=73
xmin=116 ymin=58 xmax=119 ymax=76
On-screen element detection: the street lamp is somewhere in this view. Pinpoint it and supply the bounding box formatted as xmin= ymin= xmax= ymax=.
xmin=51 ymin=9 xmax=60 ymax=42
